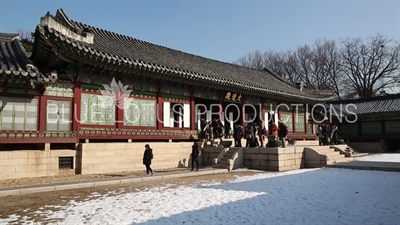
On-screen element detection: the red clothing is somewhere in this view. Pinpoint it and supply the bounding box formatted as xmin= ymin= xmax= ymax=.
xmin=269 ymin=124 xmax=278 ymax=137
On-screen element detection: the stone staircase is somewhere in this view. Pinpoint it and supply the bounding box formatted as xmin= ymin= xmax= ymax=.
xmin=212 ymin=147 xmax=244 ymax=171
xmin=304 ymin=145 xmax=353 ymax=168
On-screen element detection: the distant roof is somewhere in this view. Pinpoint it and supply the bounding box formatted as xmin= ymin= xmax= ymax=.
xmin=326 ymin=94 xmax=400 ymax=116
xmin=0 ymin=32 xmax=56 ymax=82
xmin=35 ymin=9 xmax=336 ymax=102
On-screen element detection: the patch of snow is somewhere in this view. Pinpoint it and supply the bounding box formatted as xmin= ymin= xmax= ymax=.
xmin=1 ymin=168 xmax=399 ymax=225
xmin=354 ymin=153 xmax=400 ymax=162
xmin=231 ymin=167 xmax=260 ymax=172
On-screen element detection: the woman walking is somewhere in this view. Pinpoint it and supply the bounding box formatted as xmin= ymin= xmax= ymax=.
xmin=191 ymin=141 xmax=200 ymax=171
xmin=143 ymin=144 xmax=154 ymax=176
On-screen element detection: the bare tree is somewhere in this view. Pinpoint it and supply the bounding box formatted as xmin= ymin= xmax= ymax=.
xmin=17 ymin=28 xmax=34 ymax=42
xmin=235 ymin=50 xmax=264 ymax=70
xmin=262 ymin=50 xmax=302 ymax=84
xmin=340 ymin=34 xmax=400 ymax=98
xmin=16 ymin=28 xmax=34 ymax=52
xmin=314 ymin=39 xmax=344 ymax=98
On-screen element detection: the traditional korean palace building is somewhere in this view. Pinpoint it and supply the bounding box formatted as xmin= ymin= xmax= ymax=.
xmin=0 ymin=9 xmax=336 ymax=148
xmin=327 ymin=94 xmax=400 ymax=152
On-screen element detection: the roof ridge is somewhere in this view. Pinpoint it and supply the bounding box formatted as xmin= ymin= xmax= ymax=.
xmin=328 ymin=93 xmax=400 ymax=104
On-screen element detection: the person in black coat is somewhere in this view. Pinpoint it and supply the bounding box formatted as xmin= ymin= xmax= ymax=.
xmin=191 ymin=141 xmax=200 ymax=171
xmin=278 ymin=120 xmax=288 ymax=147
xmin=143 ymin=144 xmax=153 ymax=176
xmin=224 ymin=122 xmax=231 ymax=138
xmin=233 ymin=124 xmax=243 ymax=147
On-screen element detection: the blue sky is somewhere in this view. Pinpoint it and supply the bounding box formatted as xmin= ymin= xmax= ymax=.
xmin=0 ymin=0 xmax=399 ymax=63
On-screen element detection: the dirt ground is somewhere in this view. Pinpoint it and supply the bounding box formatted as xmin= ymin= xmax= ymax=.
xmin=0 ymin=168 xmax=189 ymax=188
xmin=0 ymin=171 xmax=263 ymax=223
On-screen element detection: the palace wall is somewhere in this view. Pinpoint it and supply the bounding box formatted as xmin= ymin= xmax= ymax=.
xmin=0 ymin=146 xmax=76 ymax=180
xmin=0 ymin=142 xmax=192 ymax=181
xmin=78 ymin=142 xmax=192 ymax=175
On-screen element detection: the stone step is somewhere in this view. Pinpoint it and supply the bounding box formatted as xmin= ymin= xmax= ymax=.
xmin=326 ymin=154 xmax=347 ymax=163
xmin=323 ymin=151 xmax=343 ymax=157
xmin=223 ymin=153 xmax=234 ymax=158
xmin=218 ymin=160 xmax=230 ymax=165
xmin=212 ymin=164 xmax=230 ymax=169
xmin=221 ymin=157 xmax=231 ymax=162
xmin=316 ymin=148 xmax=340 ymax=153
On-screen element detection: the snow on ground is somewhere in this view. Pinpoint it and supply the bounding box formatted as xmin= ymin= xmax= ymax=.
xmin=1 ymin=168 xmax=399 ymax=225
xmin=354 ymin=153 xmax=400 ymax=162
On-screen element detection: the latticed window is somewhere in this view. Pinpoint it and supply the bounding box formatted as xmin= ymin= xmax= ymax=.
xmin=46 ymin=100 xmax=71 ymax=131
xmin=80 ymin=94 xmax=116 ymax=125
xmin=340 ymin=123 xmax=358 ymax=136
xmin=59 ymin=157 xmax=73 ymax=169
xmin=124 ymin=98 xmax=157 ymax=127
xmin=295 ymin=114 xmax=305 ymax=132
xmin=307 ymin=122 xmax=313 ymax=134
xmin=0 ymin=97 xmax=38 ymax=130
xmin=385 ymin=120 xmax=400 ymax=134
xmin=280 ymin=113 xmax=293 ymax=132
xmin=361 ymin=121 xmax=382 ymax=135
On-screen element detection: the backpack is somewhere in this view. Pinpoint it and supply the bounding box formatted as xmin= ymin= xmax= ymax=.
xmin=150 ymin=149 xmax=153 ymax=160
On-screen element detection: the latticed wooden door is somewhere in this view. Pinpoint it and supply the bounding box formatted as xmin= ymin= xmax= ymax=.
xmin=0 ymin=97 xmax=38 ymax=130
xmin=46 ymin=100 xmax=71 ymax=131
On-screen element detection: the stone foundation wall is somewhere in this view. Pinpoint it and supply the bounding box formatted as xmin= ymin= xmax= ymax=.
xmin=79 ymin=142 xmax=192 ymax=175
xmin=244 ymin=147 xmax=305 ymax=171
xmin=0 ymin=141 xmax=193 ymax=180
xmin=0 ymin=144 xmax=76 ymax=180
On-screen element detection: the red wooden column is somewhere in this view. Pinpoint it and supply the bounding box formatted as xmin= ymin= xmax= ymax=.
xmin=72 ymin=80 xmax=81 ymax=132
xmin=38 ymin=95 xmax=47 ymax=131
xmin=241 ymin=103 xmax=245 ymax=131
xmin=116 ymin=104 xmax=124 ymax=129
xmin=156 ymin=91 xmax=163 ymax=130
xmin=190 ymin=95 xmax=196 ymax=130
xmin=292 ymin=107 xmax=296 ymax=133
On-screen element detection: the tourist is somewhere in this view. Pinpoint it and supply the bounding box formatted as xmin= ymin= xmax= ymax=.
xmin=143 ymin=144 xmax=154 ymax=176
xmin=224 ymin=121 xmax=231 ymax=138
xmin=317 ymin=125 xmax=324 ymax=145
xmin=191 ymin=141 xmax=200 ymax=171
xmin=269 ymin=121 xmax=278 ymax=138
xmin=217 ymin=119 xmax=224 ymax=141
xmin=254 ymin=123 xmax=260 ymax=147
xmin=321 ymin=123 xmax=328 ymax=145
xmin=233 ymin=123 xmax=243 ymax=147
xmin=331 ymin=125 xmax=340 ymax=145
xmin=212 ymin=118 xmax=219 ymax=140
xmin=200 ymin=118 xmax=207 ymax=141
xmin=278 ymin=120 xmax=288 ymax=148
xmin=258 ymin=121 xmax=267 ymax=147
xmin=245 ymin=123 xmax=256 ymax=147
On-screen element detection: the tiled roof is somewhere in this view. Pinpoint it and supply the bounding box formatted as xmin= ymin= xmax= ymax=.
xmin=35 ymin=9 xmax=336 ymax=102
xmin=0 ymin=32 xmax=56 ymax=82
xmin=326 ymin=94 xmax=400 ymax=116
